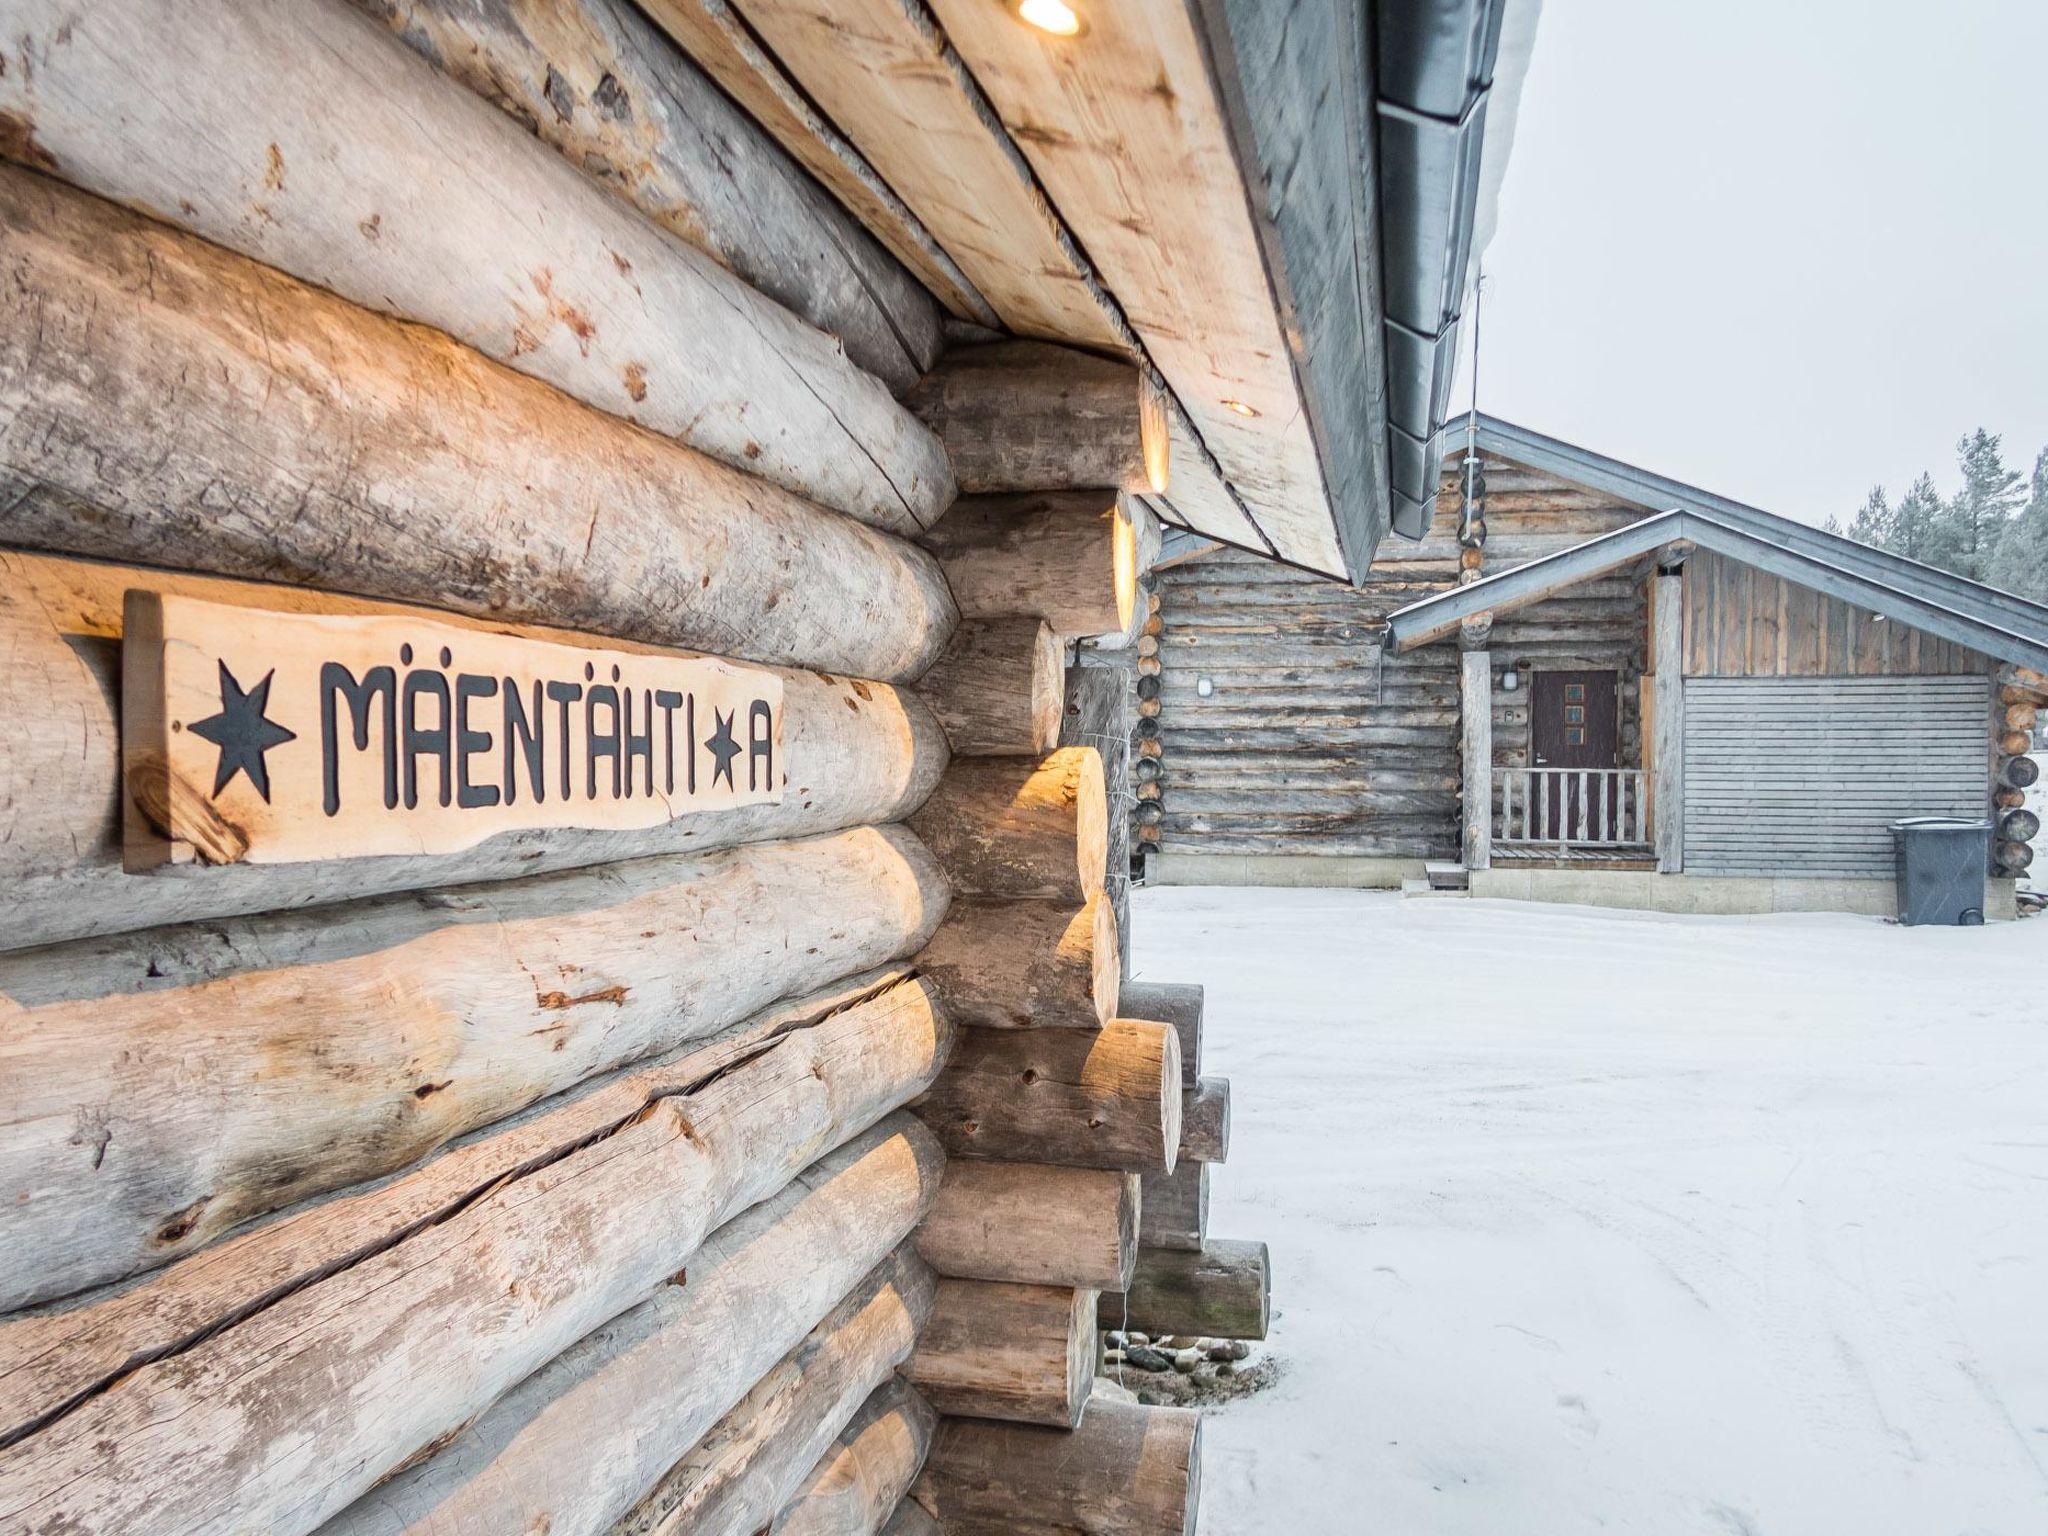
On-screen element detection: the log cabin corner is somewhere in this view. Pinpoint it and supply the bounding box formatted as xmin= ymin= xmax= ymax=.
xmin=0 ymin=0 xmax=1535 ymax=1531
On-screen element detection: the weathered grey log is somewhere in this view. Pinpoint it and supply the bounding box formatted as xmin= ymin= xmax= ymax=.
xmin=922 ymin=492 xmax=1148 ymax=641
xmin=908 ymin=1280 xmax=1096 ymax=1428
xmin=907 ymin=748 xmax=1108 ymax=903
xmin=774 ymin=1379 xmax=937 ymax=1536
xmin=2000 ymin=809 xmax=2041 ymax=842
xmin=914 ymin=617 xmax=1064 ymax=757
xmin=1059 ymin=664 xmax=1134 ymax=974
xmin=1997 ymin=838 xmax=2035 ymax=871
xmin=1106 ymin=1239 xmax=1271 ymax=1342
xmin=911 ymin=1399 xmax=1201 ymax=1535
xmin=320 ymin=1132 xmax=941 ymax=1536
xmin=0 ymin=164 xmax=956 ymax=683
xmin=1138 ymin=1162 xmax=1209 ymax=1253
xmin=1999 ymin=754 xmax=2041 ymax=789
xmin=0 ymin=969 xmax=938 ymax=1448
xmin=916 ymin=1161 xmax=1137 ymax=1291
xmin=0 ymin=825 xmax=947 ymax=1309
xmin=0 ymin=0 xmax=953 ymax=531
xmin=904 ymin=340 xmax=1169 ymax=495
xmin=0 ymin=550 xmax=947 ymax=954
xmin=608 ymin=1245 xmax=935 ymax=1536
xmin=350 ymin=0 xmax=940 ymax=390
xmin=1182 ymin=1077 xmax=1232 ymax=1164
xmin=0 ymin=995 xmax=954 ymax=1536
xmin=916 ymin=1020 xmax=1181 ymax=1174
xmin=880 ymin=1502 xmax=942 ymax=1536
xmin=1120 ymin=982 xmax=1204 ymax=1088
xmin=915 ymin=895 xmax=1119 ymax=1030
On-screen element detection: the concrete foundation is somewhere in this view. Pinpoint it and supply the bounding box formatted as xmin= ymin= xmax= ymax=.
xmin=1470 ymin=867 xmax=2020 ymax=921
xmin=1146 ymin=852 xmax=1424 ymax=889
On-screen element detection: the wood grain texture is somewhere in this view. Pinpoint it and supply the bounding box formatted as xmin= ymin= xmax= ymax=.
xmin=1181 ymin=1077 xmax=1231 ymax=1165
xmin=319 ymin=1130 xmax=943 ymax=1536
xmin=0 ymin=164 xmax=958 ymax=683
xmin=916 ymin=894 xmax=1119 ymax=1030
xmin=914 ymin=617 xmax=1063 ymax=757
xmin=1137 ymin=1161 xmax=1209 ymax=1254
xmin=922 ymin=491 xmax=1145 ymax=642
xmin=1106 ymin=1238 xmax=1270 ymax=1342
xmin=0 ymin=995 xmax=954 ymax=1536
xmin=609 ymin=1246 xmax=936 ymax=1536
xmin=928 ymin=0 xmax=1343 ymax=576
xmin=0 ymin=550 xmax=947 ymax=953
xmin=906 ymin=340 xmax=1168 ymax=495
xmin=916 ymin=1019 xmax=1181 ymax=1174
xmin=1118 ymin=982 xmax=1204 ymax=1089
xmin=719 ymin=0 xmax=1126 ymax=348
xmin=633 ymin=0 xmax=994 ymax=323
xmin=916 ymin=1161 xmax=1137 ymax=1291
xmin=774 ymin=1378 xmax=937 ymax=1536
xmin=0 ymin=826 xmax=947 ymax=1308
xmin=911 ymin=1398 xmax=1201 ymax=1536
xmin=352 ymin=0 xmax=941 ymax=390
xmin=0 ymin=0 xmax=953 ymax=531
xmin=908 ymin=1279 xmax=1096 ymax=1428
xmin=907 ymin=747 xmax=1108 ymax=904
xmin=0 ymin=969 xmax=936 ymax=1449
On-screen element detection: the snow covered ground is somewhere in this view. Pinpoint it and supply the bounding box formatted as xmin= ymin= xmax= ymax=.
xmin=1128 ymin=887 xmax=2048 ymax=1535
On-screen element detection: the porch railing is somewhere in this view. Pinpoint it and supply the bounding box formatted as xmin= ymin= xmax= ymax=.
xmin=1497 ymin=767 xmax=1650 ymax=847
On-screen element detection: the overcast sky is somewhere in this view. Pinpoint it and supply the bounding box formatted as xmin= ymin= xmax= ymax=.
xmin=1468 ymin=0 xmax=2048 ymax=525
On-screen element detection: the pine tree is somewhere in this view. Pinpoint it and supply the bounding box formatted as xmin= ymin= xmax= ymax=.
xmin=1989 ymin=447 xmax=2048 ymax=602
xmin=1934 ymin=429 xmax=2026 ymax=581
xmin=1844 ymin=485 xmax=1893 ymax=547
xmin=1892 ymin=472 xmax=1944 ymax=563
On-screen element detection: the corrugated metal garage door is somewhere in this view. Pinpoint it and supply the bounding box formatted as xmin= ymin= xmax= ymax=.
xmin=1684 ymin=676 xmax=1988 ymax=876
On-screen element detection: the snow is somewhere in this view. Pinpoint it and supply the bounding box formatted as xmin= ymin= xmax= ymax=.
xmin=1128 ymin=887 xmax=2048 ymax=1535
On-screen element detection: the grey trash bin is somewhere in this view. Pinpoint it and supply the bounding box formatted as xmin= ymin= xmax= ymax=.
xmin=1890 ymin=817 xmax=1992 ymax=926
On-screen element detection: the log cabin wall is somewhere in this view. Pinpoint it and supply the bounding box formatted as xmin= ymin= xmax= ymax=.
xmin=1150 ymin=453 xmax=1653 ymax=869
xmin=0 ymin=2 xmax=1229 ymax=1531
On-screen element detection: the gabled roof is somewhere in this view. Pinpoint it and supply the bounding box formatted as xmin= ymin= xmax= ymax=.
xmin=1387 ymin=417 xmax=2048 ymax=673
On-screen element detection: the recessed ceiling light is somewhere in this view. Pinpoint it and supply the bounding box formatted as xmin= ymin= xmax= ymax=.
xmin=1221 ymin=398 xmax=1259 ymax=418
xmin=1016 ymin=0 xmax=1083 ymax=37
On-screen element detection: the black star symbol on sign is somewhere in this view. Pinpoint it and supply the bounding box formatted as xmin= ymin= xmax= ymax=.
xmin=704 ymin=707 xmax=741 ymax=790
xmin=187 ymin=661 xmax=297 ymax=803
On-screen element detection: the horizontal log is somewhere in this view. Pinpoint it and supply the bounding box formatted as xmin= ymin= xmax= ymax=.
xmin=775 ymin=1379 xmax=937 ymax=1536
xmin=914 ymin=617 xmax=1064 ymax=756
xmin=916 ymin=895 xmax=1119 ymax=1030
xmin=2000 ymin=809 xmax=2041 ymax=842
xmin=608 ymin=1245 xmax=934 ymax=1536
xmin=0 ymin=825 xmax=947 ymax=1308
xmin=912 ymin=1399 xmax=1201 ymax=1536
xmin=326 ymin=1131 xmax=942 ymax=1536
xmin=907 ymin=747 xmax=1108 ymax=903
xmin=0 ymin=550 xmax=946 ymax=954
xmin=1138 ymin=1161 xmax=1209 ymax=1253
xmin=905 ymin=340 xmax=1168 ymax=494
xmin=916 ymin=1019 xmax=1181 ymax=1174
xmin=1180 ymin=1077 xmax=1231 ymax=1165
xmin=2001 ymin=730 xmax=2032 ymax=757
xmin=2007 ymin=702 xmax=2039 ymax=733
xmin=908 ymin=1280 xmax=1096 ymax=1428
xmin=0 ymin=0 xmax=952 ymax=530
xmin=350 ymin=0 xmax=940 ymax=390
xmin=882 ymin=1501 xmax=942 ymax=1536
xmin=1106 ymin=1239 xmax=1271 ymax=1342
xmin=0 ymin=162 xmax=956 ymax=682
xmin=0 ymin=990 xmax=954 ymax=1535
xmin=922 ymin=491 xmax=1146 ymax=641
xmin=1999 ymin=755 xmax=2041 ymax=788
xmin=0 ymin=969 xmax=937 ymax=1453
xmin=1997 ymin=839 xmax=2035 ymax=871
xmin=1119 ymin=982 xmax=1204 ymax=1088
xmin=916 ymin=1161 xmax=1138 ymax=1291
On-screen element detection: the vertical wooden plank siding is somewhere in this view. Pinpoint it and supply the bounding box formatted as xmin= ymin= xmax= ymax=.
xmin=1652 ymin=571 xmax=1686 ymax=873
xmin=1460 ymin=650 xmax=1492 ymax=870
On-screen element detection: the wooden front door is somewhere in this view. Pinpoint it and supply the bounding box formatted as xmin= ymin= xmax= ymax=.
xmin=1531 ymin=669 xmax=1619 ymax=838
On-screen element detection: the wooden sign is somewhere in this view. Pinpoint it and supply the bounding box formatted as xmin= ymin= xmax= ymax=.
xmin=121 ymin=592 xmax=784 ymax=869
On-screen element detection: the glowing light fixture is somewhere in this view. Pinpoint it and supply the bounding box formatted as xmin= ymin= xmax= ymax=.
xmin=1220 ymin=398 xmax=1259 ymax=418
xmin=1016 ymin=0 xmax=1083 ymax=36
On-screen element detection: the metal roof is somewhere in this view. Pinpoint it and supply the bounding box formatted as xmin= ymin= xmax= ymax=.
xmin=1386 ymin=418 xmax=2048 ymax=672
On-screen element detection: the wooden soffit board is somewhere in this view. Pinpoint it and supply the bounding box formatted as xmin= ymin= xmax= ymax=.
xmin=927 ymin=0 xmax=1341 ymax=577
xmin=647 ymin=0 xmax=1343 ymax=575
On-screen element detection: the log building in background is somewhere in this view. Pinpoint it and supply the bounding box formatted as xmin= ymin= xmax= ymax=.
xmin=0 ymin=0 xmax=1532 ymax=1530
xmin=1141 ymin=416 xmax=2048 ymax=918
